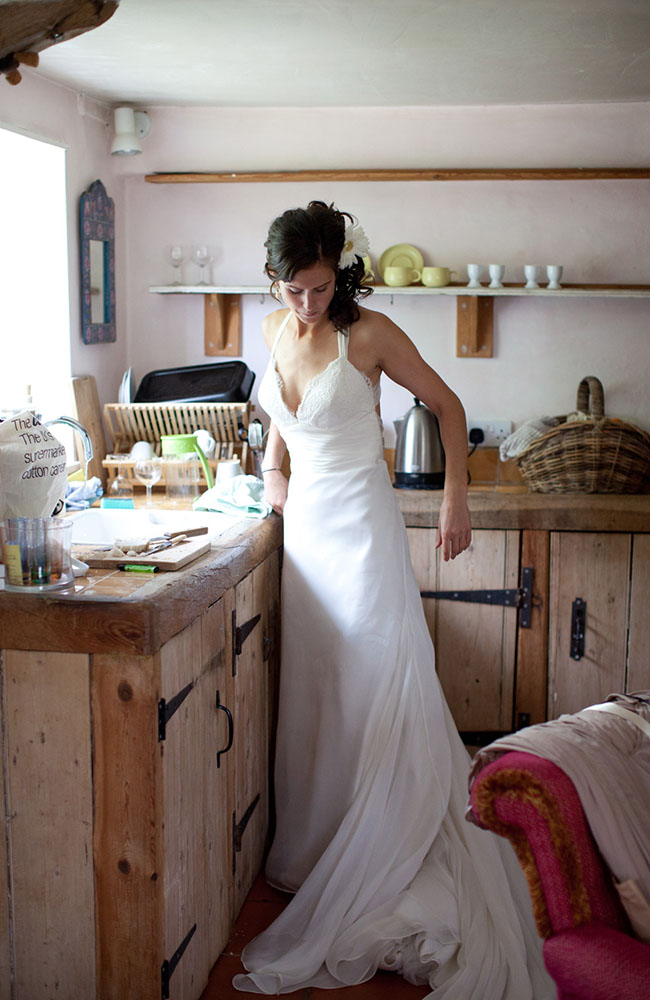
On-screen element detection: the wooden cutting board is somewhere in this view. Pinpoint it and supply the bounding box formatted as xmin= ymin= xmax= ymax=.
xmin=74 ymin=536 xmax=211 ymax=571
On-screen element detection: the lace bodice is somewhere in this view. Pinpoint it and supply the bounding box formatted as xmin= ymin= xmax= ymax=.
xmin=258 ymin=314 xmax=381 ymax=434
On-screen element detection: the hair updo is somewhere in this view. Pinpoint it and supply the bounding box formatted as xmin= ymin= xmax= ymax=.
xmin=264 ymin=200 xmax=372 ymax=331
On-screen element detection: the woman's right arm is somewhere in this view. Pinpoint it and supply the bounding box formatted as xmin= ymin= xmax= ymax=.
xmin=261 ymin=421 xmax=288 ymax=514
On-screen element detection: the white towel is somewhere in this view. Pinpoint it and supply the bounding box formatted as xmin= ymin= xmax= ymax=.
xmin=499 ymin=416 xmax=561 ymax=461
xmin=193 ymin=475 xmax=272 ymax=519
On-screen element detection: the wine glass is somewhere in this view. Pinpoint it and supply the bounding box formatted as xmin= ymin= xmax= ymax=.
xmin=134 ymin=458 xmax=162 ymax=507
xmin=191 ymin=244 xmax=212 ymax=285
xmin=166 ymin=244 xmax=186 ymax=285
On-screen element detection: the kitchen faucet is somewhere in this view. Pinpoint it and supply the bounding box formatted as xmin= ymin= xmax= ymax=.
xmin=43 ymin=416 xmax=94 ymax=464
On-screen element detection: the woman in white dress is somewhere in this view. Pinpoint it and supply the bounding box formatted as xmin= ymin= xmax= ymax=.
xmin=234 ymin=201 xmax=552 ymax=998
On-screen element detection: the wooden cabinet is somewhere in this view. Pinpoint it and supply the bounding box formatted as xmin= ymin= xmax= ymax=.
xmin=407 ymin=524 xmax=650 ymax=740
xmin=0 ymin=548 xmax=281 ymax=1000
xmin=408 ymin=527 xmax=520 ymax=735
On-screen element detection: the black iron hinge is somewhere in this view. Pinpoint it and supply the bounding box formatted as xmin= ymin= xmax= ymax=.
xmin=232 ymin=793 xmax=260 ymax=874
xmin=421 ymin=566 xmax=535 ymax=628
xmin=158 ymin=681 xmax=194 ymax=741
xmin=231 ymin=609 xmax=261 ymax=676
xmin=161 ymin=922 xmax=197 ymax=999
xmin=571 ymin=597 xmax=586 ymax=660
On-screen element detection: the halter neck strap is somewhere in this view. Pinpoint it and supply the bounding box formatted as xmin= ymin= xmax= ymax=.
xmin=270 ymin=312 xmax=293 ymax=359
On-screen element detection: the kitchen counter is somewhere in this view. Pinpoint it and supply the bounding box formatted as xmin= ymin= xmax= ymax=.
xmin=397 ymin=488 xmax=650 ymax=532
xmin=0 ymin=512 xmax=283 ymax=656
xmin=2 ymin=490 xmax=648 ymax=657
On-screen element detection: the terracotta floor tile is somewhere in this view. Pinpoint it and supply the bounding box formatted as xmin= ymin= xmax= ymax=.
xmin=225 ymin=899 xmax=287 ymax=956
xmin=246 ymin=872 xmax=294 ymax=904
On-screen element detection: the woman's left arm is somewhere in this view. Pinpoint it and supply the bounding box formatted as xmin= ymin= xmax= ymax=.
xmin=374 ymin=316 xmax=472 ymax=561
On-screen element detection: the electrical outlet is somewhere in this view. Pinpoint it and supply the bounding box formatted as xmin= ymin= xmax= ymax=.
xmin=467 ymin=420 xmax=513 ymax=447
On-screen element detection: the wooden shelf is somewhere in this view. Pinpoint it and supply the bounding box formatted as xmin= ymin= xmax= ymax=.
xmin=149 ymin=283 xmax=650 ymax=361
xmin=145 ymin=168 xmax=650 ymax=184
xmin=150 ymin=283 xmax=650 ymax=299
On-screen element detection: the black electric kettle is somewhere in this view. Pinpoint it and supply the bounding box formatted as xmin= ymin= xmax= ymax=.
xmin=393 ymin=397 xmax=445 ymax=489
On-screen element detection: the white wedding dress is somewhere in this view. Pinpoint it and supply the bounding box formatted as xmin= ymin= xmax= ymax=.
xmin=234 ymin=314 xmax=553 ymax=998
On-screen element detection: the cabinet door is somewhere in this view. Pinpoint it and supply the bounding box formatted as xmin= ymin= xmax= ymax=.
xmin=547 ymin=532 xmax=631 ymax=718
xmin=160 ymin=598 xmax=233 ymax=1000
xmin=230 ymin=560 xmax=270 ymax=918
xmin=628 ymin=534 xmax=650 ymax=692
xmin=407 ymin=528 xmax=519 ymax=735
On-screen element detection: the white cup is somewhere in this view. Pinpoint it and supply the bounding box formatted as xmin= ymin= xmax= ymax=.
xmin=488 ymin=264 xmax=505 ymax=289
xmin=546 ymin=265 xmax=563 ymax=290
xmin=130 ymin=440 xmax=154 ymax=461
xmin=524 ymin=265 xmax=541 ymax=289
xmin=466 ymin=264 xmax=484 ymax=288
xmin=195 ymin=429 xmax=216 ymax=457
xmin=216 ymin=458 xmax=243 ymax=484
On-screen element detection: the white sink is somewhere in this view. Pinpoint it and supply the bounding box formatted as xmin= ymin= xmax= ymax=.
xmin=67 ymin=507 xmax=242 ymax=546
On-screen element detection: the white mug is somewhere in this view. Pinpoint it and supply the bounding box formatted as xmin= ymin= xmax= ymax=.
xmin=488 ymin=264 xmax=505 ymax=289
xmin=466 ymin=264 xmax=484 ymax=288
xmin=216 ymin=458 xmax=243 ymax=484
xmin=130 ymin=440 xmax=154 ymax=461
xmin=524 ymin=265 xmax=541 ymax=289
xmin=546 ymin=265 xmax=563 ymax=290
xmin=195 ymin=429 xmax=216 ymax=457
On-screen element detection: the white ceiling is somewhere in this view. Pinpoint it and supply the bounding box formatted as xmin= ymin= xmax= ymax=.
xmin=31 ymin=0 xmax=650 ymax=109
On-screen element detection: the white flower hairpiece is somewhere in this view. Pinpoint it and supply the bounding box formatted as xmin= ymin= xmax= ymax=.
xmin=339 ymin=222 xmax=370 ymax=270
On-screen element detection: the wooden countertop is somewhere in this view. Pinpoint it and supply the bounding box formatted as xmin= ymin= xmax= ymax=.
xmin=397 ymin=488 xmax=650 ymax=531
xmin=0 ymin=514 xmax=283 ymax=657
xmin=2 ymin=490 xmax=648 ymax=656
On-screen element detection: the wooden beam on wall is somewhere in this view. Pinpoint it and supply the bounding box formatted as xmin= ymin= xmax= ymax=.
xmin=146 ymin=168 xmax=650 ymax=184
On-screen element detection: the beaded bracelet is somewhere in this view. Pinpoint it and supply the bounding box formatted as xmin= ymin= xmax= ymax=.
xmin=261 ymin=467 xmax=282 ymax=473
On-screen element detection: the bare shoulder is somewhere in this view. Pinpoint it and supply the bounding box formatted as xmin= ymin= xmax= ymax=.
xmin=262 ymin=308 xmax=290 ymax=351
xmin=352 ymin=305 xmax=416 ymax=363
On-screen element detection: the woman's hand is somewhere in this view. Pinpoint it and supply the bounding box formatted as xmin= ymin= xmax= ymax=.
xmin=262 ymin=469 xmax=288 ymax=515
xmin=436 ymin=494 xmax=472 ymax=561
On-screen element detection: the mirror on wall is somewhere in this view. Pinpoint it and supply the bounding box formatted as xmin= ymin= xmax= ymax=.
xmin=80 ymin=179 xmax=115 ymax=343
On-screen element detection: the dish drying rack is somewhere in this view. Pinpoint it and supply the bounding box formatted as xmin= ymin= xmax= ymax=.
xmin=102 ymin=402 xmax=253 ymax=487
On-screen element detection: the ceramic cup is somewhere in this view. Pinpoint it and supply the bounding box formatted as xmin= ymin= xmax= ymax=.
xmin=383 ymin=266 xmax=421 ymax=287
xmin=195 ymin=429 xmax=216 ymax=458
xmin=546 ymin=265 xmax=563 ymax=290
xmin=488 ymin=264 xmax=506 ymax=289
xmin=216 ymin=458 xmax=243 ymax=484
xmin=421 ymin=266 xmax=457 ymax=287
xmin=524 ymin=265 xmax=541 ymax=289
xmin=466 ymin=264 xmax=484 ymax=288
xmin=130 ymin=440 xmax=154 ymax=461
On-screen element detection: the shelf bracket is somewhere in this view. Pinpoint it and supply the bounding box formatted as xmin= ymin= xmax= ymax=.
xmin=456 ymin=295 xmax=494 ymax=358
xmin=205 ymin=293 xmax=241 ymax=357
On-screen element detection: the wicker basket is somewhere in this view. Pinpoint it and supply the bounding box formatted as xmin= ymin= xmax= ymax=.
xmin=516 ymin=376 xmax=650 ymax=494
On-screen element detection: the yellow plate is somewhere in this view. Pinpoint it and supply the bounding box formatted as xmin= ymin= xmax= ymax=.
xmin=379 ymin=244 xmax=424 ymax=277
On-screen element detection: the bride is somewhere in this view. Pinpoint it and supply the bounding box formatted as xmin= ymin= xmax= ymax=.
xmin=233 ymin=201 xmax=552 ymax=998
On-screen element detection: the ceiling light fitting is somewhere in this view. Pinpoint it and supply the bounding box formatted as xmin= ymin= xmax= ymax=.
xmin=110 ymin=107 xmax=151 ymax=156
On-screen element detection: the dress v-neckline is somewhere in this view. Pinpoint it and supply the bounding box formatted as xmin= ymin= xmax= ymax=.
xmin=271 ymin=314 xmax=346 ymax=419
xmin=273 ymin=354 xmax=341 ymax=419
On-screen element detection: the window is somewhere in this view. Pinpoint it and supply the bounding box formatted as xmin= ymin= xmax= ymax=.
xmin=0 ymin=126 xmax=73 ymax=427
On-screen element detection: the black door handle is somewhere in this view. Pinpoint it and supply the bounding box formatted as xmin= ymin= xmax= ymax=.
xmin=216 ymin=690 xmax=234 ymax=767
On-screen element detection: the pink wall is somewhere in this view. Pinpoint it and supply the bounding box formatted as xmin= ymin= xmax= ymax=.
xmin=2 ymin=75 xmax=649 ymax=441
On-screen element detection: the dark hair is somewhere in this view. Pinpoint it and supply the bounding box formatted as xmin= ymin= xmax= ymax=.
xmin=264 ymin=200 xmax=372 ymax=330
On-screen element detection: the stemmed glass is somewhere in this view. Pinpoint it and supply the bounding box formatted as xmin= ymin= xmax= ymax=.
xmin=134 ymin=458 xmax=162 ymax=507
xmin=191 ymin=244 xmax=212 ymax=285
xmin=166 ymin=244 xmax=186 ymax=285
